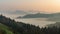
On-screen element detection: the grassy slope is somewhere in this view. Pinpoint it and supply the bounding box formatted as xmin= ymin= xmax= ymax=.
xmin=0 ymin=23 xmax=14 ymax=34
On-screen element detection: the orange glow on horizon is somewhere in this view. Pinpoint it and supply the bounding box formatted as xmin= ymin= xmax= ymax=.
xmin=0 ymin=0 xmax=60 ymax=13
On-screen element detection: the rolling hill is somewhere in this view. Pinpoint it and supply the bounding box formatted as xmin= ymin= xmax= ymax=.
xmin=0 ymin=23 xmax=14 ymax=34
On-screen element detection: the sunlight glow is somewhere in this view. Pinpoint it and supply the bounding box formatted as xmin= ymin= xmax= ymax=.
xmin=0 ymin=0 xmax=60 ymax=13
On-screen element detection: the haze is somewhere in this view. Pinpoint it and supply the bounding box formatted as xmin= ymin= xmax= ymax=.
xmin=0 ymin=0 xmax=60 ymax=13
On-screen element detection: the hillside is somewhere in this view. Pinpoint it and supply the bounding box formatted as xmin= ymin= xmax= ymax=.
xmin=0 ymin=15 xmax=41 ymax=34
xmin=1 ymin=15 xmax=60 ymax=34
xmin=0 ymin=23 xmax=14 ymax=34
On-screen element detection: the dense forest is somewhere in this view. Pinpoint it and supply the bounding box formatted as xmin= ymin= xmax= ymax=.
xmin=0 ymin=15 xmax=60 ymax=34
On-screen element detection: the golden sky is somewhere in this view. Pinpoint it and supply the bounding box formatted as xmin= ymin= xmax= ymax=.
xmin=0 ymin=0 xmax=60 ymax=13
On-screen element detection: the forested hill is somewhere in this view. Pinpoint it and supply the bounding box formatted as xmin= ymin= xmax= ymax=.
xmin=0 ymin=15 xmax=60 ymax=34
xmin=0 ymin=15 xmax=40 ymax=34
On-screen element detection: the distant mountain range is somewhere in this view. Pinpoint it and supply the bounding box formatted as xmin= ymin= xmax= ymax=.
xmin=0 ymin=10 xmax=36 ymax=15
xmin=17 ymin=13 xmax=53 ymax=18
xmin=0 ymin=10 xmax=37 ymax=18
xmin=47 ymin=13 xmax=60 ymax=21
xmin=17 ymin=13 xmax=60 ymax=21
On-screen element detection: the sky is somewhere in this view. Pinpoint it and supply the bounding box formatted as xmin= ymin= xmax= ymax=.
xmin=0 ymin=0 xmax=60 ymax=13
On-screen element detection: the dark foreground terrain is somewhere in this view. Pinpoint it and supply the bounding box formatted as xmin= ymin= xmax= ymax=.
xmin=0 ymin=15 xmax=60 ymax=34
